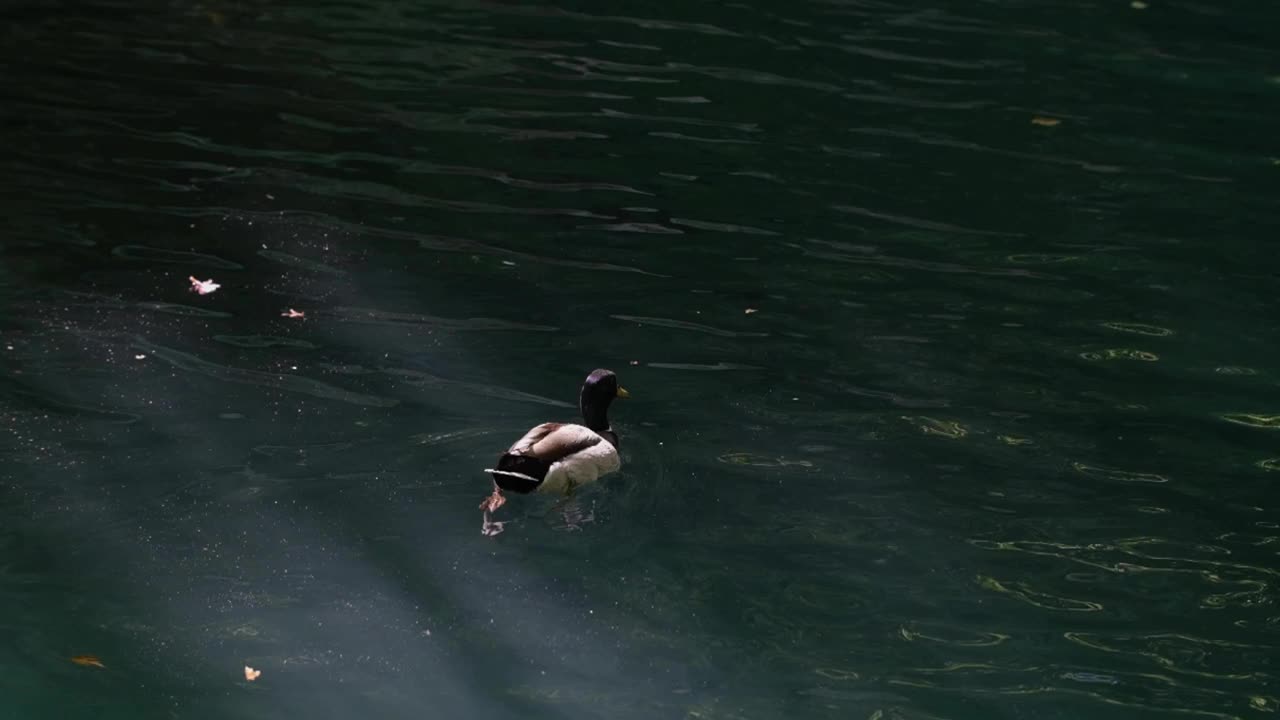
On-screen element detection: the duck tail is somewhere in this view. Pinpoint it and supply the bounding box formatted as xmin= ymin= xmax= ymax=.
xmin=487 ymin=454 xmax=548 ymax=493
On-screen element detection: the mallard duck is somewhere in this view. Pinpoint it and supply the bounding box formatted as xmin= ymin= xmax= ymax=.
xmin=481 ymin=369 xmax=629 ymax=514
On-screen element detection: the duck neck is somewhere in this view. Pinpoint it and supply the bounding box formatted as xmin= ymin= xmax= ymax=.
xmin=580 ymin=398 xmax=611 ymax=433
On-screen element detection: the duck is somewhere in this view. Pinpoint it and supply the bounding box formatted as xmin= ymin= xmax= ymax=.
xmin=480 ymin=369 xmax=629 ymax=515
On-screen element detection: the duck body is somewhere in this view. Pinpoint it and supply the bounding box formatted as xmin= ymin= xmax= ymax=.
xmin=485 ymin=369 xmax=628 ymax=496
xmin=491 ymin=422 xmax=620 ymax=494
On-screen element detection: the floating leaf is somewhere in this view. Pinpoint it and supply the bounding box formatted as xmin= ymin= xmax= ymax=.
xmin=1220 ymin=413 xmax=1280 ymax=429
xmin=717 ymin=452 xmax=812 ymax=468
xmin=71 ymin=655 xmax=105 ymax=669
xmin=244 ymin=665 xmax=262 ymax=681
xmin=281 ymin=308 xmax=305 ymax=318
xmin=1131 ymin=1 xmax=1148 ymax=9
xmin=744 ymin=308 xmax=758 ymax=314
xmin=1031 ymin=117 xmax=1062 ymax=127
xmin=998 ymin=435 xmax=1033 ymax=446
xmin=905 ymin=416 xmax=968 ymax=439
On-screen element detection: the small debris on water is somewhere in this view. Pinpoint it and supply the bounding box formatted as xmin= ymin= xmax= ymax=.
xmin=189 ymin=276 xmax=220 ymax=295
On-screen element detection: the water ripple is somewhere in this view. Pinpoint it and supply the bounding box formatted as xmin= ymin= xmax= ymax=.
xmin=132 ymin=337 xmax=397 ymax=408
xmin=831 ymin=205 xmax=1021 ymax=237
xmin=257 ymin=249 xmax=347 ymax=276
xmin=801 ymin=244 xmax=1046 ymax=279
xmin=111 ymin=245 xmax=243 ymax=269
xmin=212 ymin=335 xmax=319 ymax=350
xmin=4 ymin=0 xmax=1278 ymax=716
xmin=379 ymin=367 xmax=573 ymax=408
xmin=976 ymin=575 xmax=1103 ymax=611
xmin=415 ymin=233 xmax=668 ymax=276
xmin=612 ymin=314 xmax=768 ymax=338
xmin=646 ymin=362 xmax=763 ymax=371
xmin=326 ymin=307 xmax=557 ymax=332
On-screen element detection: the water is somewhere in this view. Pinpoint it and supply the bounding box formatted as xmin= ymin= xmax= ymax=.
xmin=3 ymin=0 xmax=1280 ymax=717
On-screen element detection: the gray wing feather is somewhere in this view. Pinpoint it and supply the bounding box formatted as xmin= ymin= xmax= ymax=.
xmin=507 ymin=423 xmax=604 ymax=463
xmin=530 ymin=426 xmax=602 ymax=462
xmin=507 ymin=422 xmax=562 ymax=454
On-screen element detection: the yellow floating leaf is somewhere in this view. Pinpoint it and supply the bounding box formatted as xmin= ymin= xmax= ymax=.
xmin=717 ymin=452 xmax=812 ymax=468
xmin=244 ymin=665 xmax=262 ymax=681
xmin=1031 ymin=117 xmax=1061 ymax=127
xmin=1220 ymin=413 xmax=1280 ymax=429
xmin=998 ymin=435 xmax=1033 ymax=446
xmin=71 ymin=655 xmax=105 ymax=669
xmin=1131 ymin=1 xmax=1148 ymax=8
xmin=904 ymin=416 xmax=967 ymax=438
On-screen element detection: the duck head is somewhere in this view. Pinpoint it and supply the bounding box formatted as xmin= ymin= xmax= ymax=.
xmin=579 ymin=368 xmax=628 ymax=431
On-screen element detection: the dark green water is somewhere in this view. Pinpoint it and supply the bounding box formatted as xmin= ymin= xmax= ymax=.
xmin=3 ymin=0 xmax=1280 ymax=717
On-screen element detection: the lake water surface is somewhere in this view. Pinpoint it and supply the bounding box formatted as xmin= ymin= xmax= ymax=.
xmin=2 ymin=0 xmax=1280 ymax=718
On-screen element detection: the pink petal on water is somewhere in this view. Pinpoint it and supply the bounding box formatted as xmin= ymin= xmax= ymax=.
xmin=188 ymin=276 xmax=221 ymax=295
